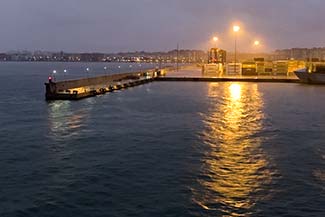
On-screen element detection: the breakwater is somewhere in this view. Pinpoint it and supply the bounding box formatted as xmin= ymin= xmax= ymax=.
xmin=45 ymin=66 xmax=301 ymax=100
xmin=45 ymin=68 xmax=168 ymax=100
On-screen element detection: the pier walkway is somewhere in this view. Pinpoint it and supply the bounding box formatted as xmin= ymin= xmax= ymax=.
xmin=45 ymin=66 xmax=300 ymax=100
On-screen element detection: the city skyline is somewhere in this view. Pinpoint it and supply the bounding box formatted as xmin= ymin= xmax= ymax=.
xmin=1 ymin=0 xmax=325 ymax=52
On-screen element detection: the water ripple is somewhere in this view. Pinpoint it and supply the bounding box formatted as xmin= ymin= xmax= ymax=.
xmin=193 ymin=83 xmax=279 ymax=216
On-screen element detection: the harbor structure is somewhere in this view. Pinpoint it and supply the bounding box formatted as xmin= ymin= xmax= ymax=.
xmin=242 ymin=61 xmax=257 ymax=76
xmin=226 ymin=63 xmax=242 ymax=76
xmin=45 ymin=69 xmax=167 ymax=100
xmin=202 ymin=48 xmax=227 ymax=76
xmin=208 ymin=48 xmax=227 ymax=65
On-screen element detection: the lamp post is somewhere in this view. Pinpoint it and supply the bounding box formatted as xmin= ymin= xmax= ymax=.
xmin=254 ymin=40 xmax=260 ymax=46
xmin=253 ymin=40 xmax=261 ymax=59
xmin=63 ymin=69 xmax=67 ymax=79
xmin=86 ymin=67 xmax=90 ymax=78
xmin=52 ymin=70 xmax=57 ymax=81
xmin=233 ymin=25 xmax=240 ymax=75
xmin=104 ymin=66 xmax=108 ymax=76
xmin=213 ymin=36 xmax=218 ymax=48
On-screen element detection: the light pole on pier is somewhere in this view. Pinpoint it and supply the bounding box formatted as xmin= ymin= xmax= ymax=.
xmin=104 ymin=66 xmax=108 ymax=76
xmin=212 ymin=36 xmax=219 ymax=48
xmin=86 ymin=67 xmax=90 ymax=78
xmin=233 ymin=25 xmax=240 ymax=75
xmin=52 ymin=70 xmax=57 ymax=81
xmin=63 ymin=69 xmax=67 ymax=79
xmin=254 ymin=40 xmax=260 ymax=46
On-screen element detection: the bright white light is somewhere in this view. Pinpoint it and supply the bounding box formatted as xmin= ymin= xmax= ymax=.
xmin=229 ymin=83 xmax=241 ymax=101
xmin=86 ymin=68 xmax=90 ymax=71
xmin=104 ymin=66 xmax=107 ymax=70
xmin=213 ymin=36 xmax=219 ymax=42
xmin=53 ymin=70 xmax=57 ymax=74
xmin=254 ymin=40 xmax=260 ymax=46
xmin=233 ymin=25 xmax=240 ymax=32
xmin=63 ymin=69 xmax=67 ymax=73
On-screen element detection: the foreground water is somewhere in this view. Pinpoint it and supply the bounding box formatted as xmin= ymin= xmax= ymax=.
xmin=0 ymin=62 xmax=325 ymax=217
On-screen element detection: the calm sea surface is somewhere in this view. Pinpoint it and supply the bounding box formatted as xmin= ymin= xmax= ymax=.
xmin=1 ymin=62 xmax=325 ymax=217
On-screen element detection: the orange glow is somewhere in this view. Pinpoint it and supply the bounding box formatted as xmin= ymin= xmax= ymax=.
xmin=254 ymin=40 xmax=260 ymax=46
xmin=192 ymin=83 xmax=277 ymax=215
xmin=233 ymin=25 xmax=240 ymax=32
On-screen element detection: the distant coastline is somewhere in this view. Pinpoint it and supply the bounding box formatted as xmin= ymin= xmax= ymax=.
xmin=1 ymin=47 xmax=325 ymax=63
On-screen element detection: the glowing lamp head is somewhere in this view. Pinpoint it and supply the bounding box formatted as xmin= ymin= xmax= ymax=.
xmin=213 ymin=36 xmax=219 ymax=42
xmin=63 ymin=69 xmax=67 ymax=73
xmin=86 ymin=67 xmax=90 ymax=71
xmin=233 ymin=25 xmax=240 ymax=32
xmin=53 ymin=70 xmax=57 ymax=74
xmin=48 ymin=76 xmax=52 ymax=81
xmin=254 ymin=40 xmax=260 ymax=46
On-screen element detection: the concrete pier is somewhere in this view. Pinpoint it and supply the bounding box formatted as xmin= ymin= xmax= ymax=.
xmin=155 ymin=76 xmax=299 ymax=83
xmin=45 ymin=69 xmax=165 ymax=100
xmin=45 ymin=66 xmax=302 ymax=100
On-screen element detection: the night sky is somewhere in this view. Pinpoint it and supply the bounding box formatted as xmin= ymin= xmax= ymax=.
xmin=1 ymin=0 xmax=325 ymax=52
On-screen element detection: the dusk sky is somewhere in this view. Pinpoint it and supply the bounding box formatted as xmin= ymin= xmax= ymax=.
xmin=1 ymin=0 xmax=325 ymax=53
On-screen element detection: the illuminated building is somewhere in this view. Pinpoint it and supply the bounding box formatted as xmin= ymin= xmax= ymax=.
xmin=273 ymin=60 xmax=289 ymax=75
xmin=265 ymin=61 xmax=273 ymax=75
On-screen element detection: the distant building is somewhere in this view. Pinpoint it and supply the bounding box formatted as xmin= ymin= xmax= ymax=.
xmin=274 ymin=47 xmax=325 ymax=61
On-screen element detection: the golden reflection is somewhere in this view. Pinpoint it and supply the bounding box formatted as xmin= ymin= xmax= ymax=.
xmin=47 ymin=101 xmax=89 ymax=141
xmin=194 ymin=82 xmax=275 ymax=216
xmin=229 ymin=83 xmax=241 ymax=101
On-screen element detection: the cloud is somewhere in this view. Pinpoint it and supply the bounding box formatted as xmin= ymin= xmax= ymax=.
xmin=0 ymin=0 xmax=325 ymax=52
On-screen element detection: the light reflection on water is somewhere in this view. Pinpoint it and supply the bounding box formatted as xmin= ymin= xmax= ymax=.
xmin=194 ymin=83 xmax=277 ymax=216
xmin=47 ymin=101 xmax=90 ymax=141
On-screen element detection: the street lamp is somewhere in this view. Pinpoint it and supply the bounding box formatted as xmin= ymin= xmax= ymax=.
xmin=52 ymin=70 xmax=57 ymax=81
xmin=63 ymin=69 xmax=67 ymax=79
xmin=254 ymin=40 xmax=260 ymax=46
xmin=212 ymin=36 xmax=219 ymax=48
xmin=233 ymin=25 xmax=240 ymax=75
xmin=86 ymin=67 xmax=90 ymax=78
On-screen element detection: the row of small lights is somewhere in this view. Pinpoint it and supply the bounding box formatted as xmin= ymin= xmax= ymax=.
xmin=49 ymin=64 xmax=153 ymax=81
xmin=51 ymin=64 xmax=147 ymax=74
